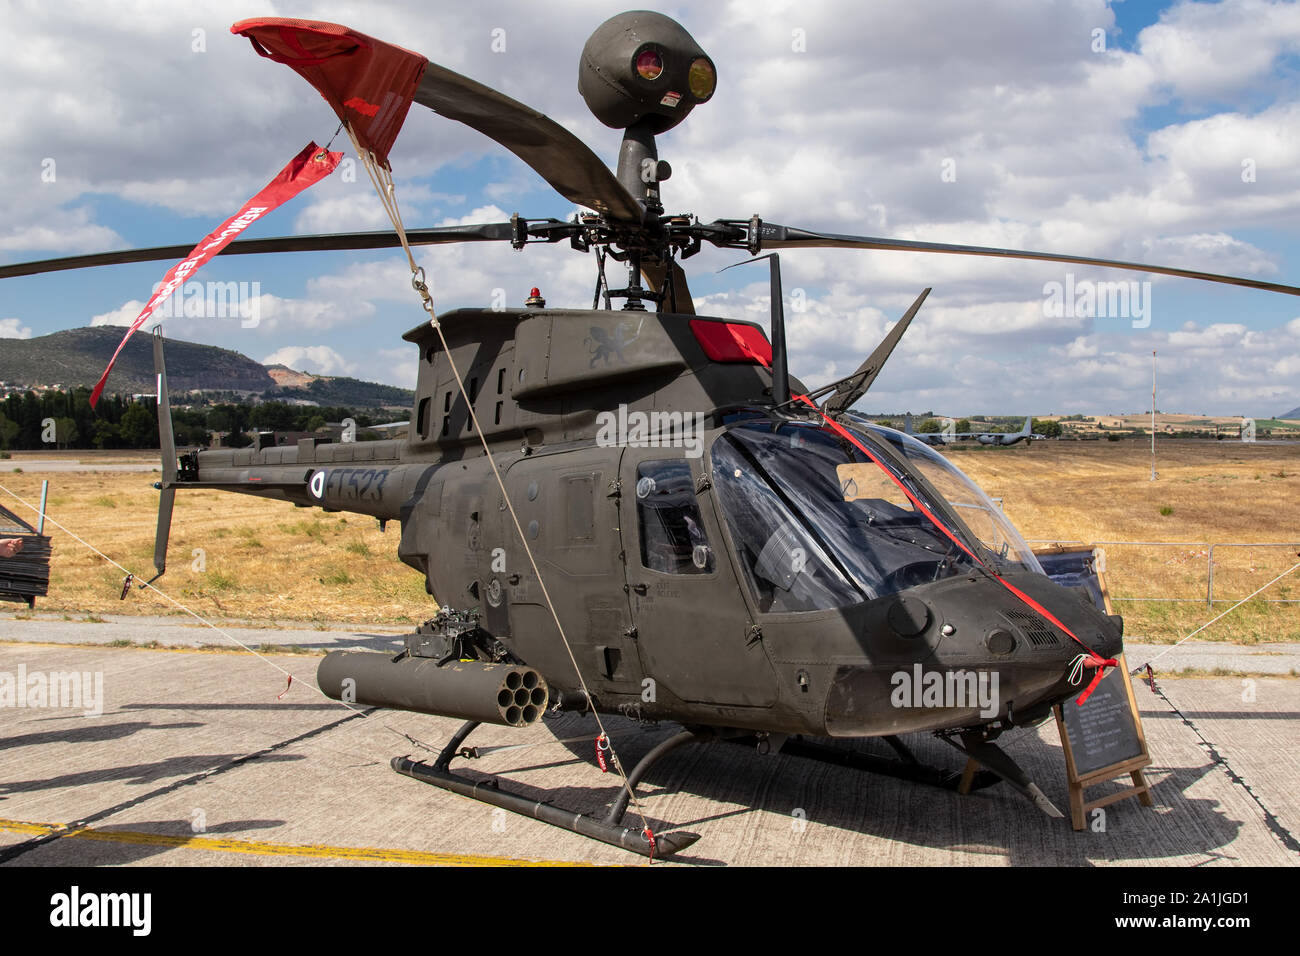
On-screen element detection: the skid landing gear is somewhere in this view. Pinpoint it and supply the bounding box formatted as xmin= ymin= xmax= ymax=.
xmin=392 ymin=720 xmax=708 ymax=859
xmin=939 ymin=729 xmax=1064 ymax=818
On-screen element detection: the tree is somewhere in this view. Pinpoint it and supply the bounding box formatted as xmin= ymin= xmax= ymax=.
xmin=917 ymin=418 xmax=942 ymax=433
xmin=0 ymin=412 xmax=17 ymax=450
xmin=120 ymin=402 xmax=157 ymax=448
xmin=249 ymin=401 xmax=298 ymax=431
xmin=19 ymin=392 xmax=41 ymax=447
xmin=54 ymin=417 xmax=78 ymax=449
xmin=207 ymin=407 xmax=233 ymax=433
xmin=1033 ymin=418 xmax=1063 ymax=438
xmin=92 ymin=420 xmax=121 ymax=449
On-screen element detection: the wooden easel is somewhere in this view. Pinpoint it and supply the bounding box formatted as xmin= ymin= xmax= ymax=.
xmin=959 ymin=546 xmax=1154 ymax=830
xmin=1040 ymin=544 xmax=1153 ymax=830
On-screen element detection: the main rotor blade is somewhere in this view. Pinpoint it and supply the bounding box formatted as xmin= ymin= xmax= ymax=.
xmin=414 ymin=65 xmax=643 ymax=223
xmin=747 ymin=224 xmax=1300 ymax=297
xmin=824 ymin=287 xmax=930 ymax=416
xmin=0 ymin=223 xmax=516 ymax=280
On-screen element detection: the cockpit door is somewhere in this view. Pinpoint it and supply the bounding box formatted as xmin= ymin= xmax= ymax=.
xmin=621 ymin=448 xmax=776 ymax=707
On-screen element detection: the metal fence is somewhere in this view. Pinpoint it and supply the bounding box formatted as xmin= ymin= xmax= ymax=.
xmin=1025 ymin=540 xmax=1300 ymax=606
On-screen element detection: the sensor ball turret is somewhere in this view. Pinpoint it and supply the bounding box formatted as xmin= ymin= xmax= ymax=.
xmin=578 ymin=10 xmax=715 ymax=134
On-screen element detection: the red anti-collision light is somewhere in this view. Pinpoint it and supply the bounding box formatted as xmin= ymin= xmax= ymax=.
xmin=690 ymin=319 xmax=772 ymax=365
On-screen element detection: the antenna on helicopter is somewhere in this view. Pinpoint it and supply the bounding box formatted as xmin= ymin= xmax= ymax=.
xmin=720 ymin=253 xmax=789 ymax=405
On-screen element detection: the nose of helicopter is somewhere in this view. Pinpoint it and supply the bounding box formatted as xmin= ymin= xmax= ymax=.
xmin=823 ymin=570 xmax=1123 ymax=737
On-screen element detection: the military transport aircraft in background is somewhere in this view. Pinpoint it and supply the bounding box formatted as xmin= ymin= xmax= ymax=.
xmin=903 ymin=415 xmax=1042 ymax=447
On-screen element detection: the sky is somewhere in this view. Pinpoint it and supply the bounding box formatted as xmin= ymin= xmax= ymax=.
xmin=2 ymin=0 xmax=1300 ymax=417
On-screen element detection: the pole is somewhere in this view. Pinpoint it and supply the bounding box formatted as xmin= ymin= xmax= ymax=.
xmin=37 ymin=479 xmax=48 ymax=535
xmin=1150 ymin=350 xmax=1157 ymax=481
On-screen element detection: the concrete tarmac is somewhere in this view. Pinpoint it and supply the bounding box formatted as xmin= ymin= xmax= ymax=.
xmin=1 ymin=619 xmax=1297 ymax=866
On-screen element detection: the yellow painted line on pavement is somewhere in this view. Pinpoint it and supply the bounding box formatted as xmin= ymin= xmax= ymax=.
xmin=0 ymin=817 xmax=588 ymax=866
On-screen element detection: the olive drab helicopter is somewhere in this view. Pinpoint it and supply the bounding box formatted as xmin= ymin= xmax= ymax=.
xmin=7 ymin=11 xmax=1300 ymax=860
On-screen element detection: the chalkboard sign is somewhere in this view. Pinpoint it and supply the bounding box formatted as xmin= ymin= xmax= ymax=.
xmin=1036 ymin=545 xmax=1153 ymax=829
xmin=1057 ymin=665 xmax=1145 ymax=776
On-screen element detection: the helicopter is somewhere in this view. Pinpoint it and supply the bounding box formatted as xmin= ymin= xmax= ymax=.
xmin=6 ymin=10 xmax=1300 ymax=861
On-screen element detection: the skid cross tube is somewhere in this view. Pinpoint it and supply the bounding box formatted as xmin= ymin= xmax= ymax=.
xmin=392 ymin=720 xmax=703 ymax=859
xmin=603 ymin=729 xmax=709 ymax=826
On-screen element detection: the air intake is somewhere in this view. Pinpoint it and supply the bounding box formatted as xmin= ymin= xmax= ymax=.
xmin=1002 ymin=609 xmax=1059 ymax=648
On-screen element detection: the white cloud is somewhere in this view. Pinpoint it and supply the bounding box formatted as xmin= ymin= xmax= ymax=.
xmin=261 ymin=345 xmax=355 ymax=376
xmin=355 ymin=346 xmax=419 ymax=390
xmin=1166 ymin=322 xmax=1248 ymax=349
xmin=1056 ymin=336 xmax=1099 ymax=359
xmin=292 ymin=192 xmax=395 ymax=235
xmin=89 ymin=300 xmax=150 ymax=329
xmin=0 ymin=318 xmax=33 ymax=339
xmin=1137 ymin=0 xmax=1300 ymax=101
xmin=250 ymin=293 xmax=376 ymax=333
xmin=0 ymin=214 xmax=122 ymax=255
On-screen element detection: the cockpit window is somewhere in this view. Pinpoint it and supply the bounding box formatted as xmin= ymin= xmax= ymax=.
xmin=710 ymin=420 xmax=1041 ymax=613
xmin=856 ymin=424 xmax=1043 ymax=574
xmin=636 ymin=460 xmax=715 ymax=574
xmin=709 ymin=438 xmax=862 ymax=611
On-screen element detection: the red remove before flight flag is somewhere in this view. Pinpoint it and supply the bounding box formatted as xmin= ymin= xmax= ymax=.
xmin=89 ymin=143 xmax=341 ymax=408
xmin=231 ymin=18 xmax=428 ymax=167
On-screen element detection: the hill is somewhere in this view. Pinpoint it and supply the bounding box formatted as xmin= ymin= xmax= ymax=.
xmin=0 ymin=327 xmax=273 ymax=394
xmin=0 ymin=328 xmax=413 ymax=408
xmin=269 ymin=376 xmax=413 ymax=409
xmin=1280 ymin=405 xmax=1300 ymax=420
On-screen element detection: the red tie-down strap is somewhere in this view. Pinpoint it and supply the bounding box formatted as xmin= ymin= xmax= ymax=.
xmin=785 ymin=392 xmax=1117 ymax=704
xmin=89 ymin=143 xmax=341 ymax=407
xmin=231 ymin=18 xmax=427 ymax=167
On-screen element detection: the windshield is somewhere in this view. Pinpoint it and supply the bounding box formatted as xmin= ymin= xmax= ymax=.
xmin=850 ymin=422 xmax=1043 ymax=574
xmin=711 ymin=420 xmax=1041 ymax=614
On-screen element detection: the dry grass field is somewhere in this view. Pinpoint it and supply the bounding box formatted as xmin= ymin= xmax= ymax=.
xmin=0 ymin=463 xmax=430 ymax=627
xmin=2 ymin=438 xmax=1297 ymax=643
xmin=952 ymin=439 xmax=1300 ymax=643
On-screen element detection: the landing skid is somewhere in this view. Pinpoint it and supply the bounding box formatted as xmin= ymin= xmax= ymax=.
xmin=392 ymin=721 xmax=1060 ymax=861
xmin=391 ymin=720 xmax=707 ymax=860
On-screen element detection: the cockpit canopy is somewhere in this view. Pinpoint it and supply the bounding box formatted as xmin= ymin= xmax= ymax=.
xmin=711 ymin=419 xmax=1042 ymax=614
